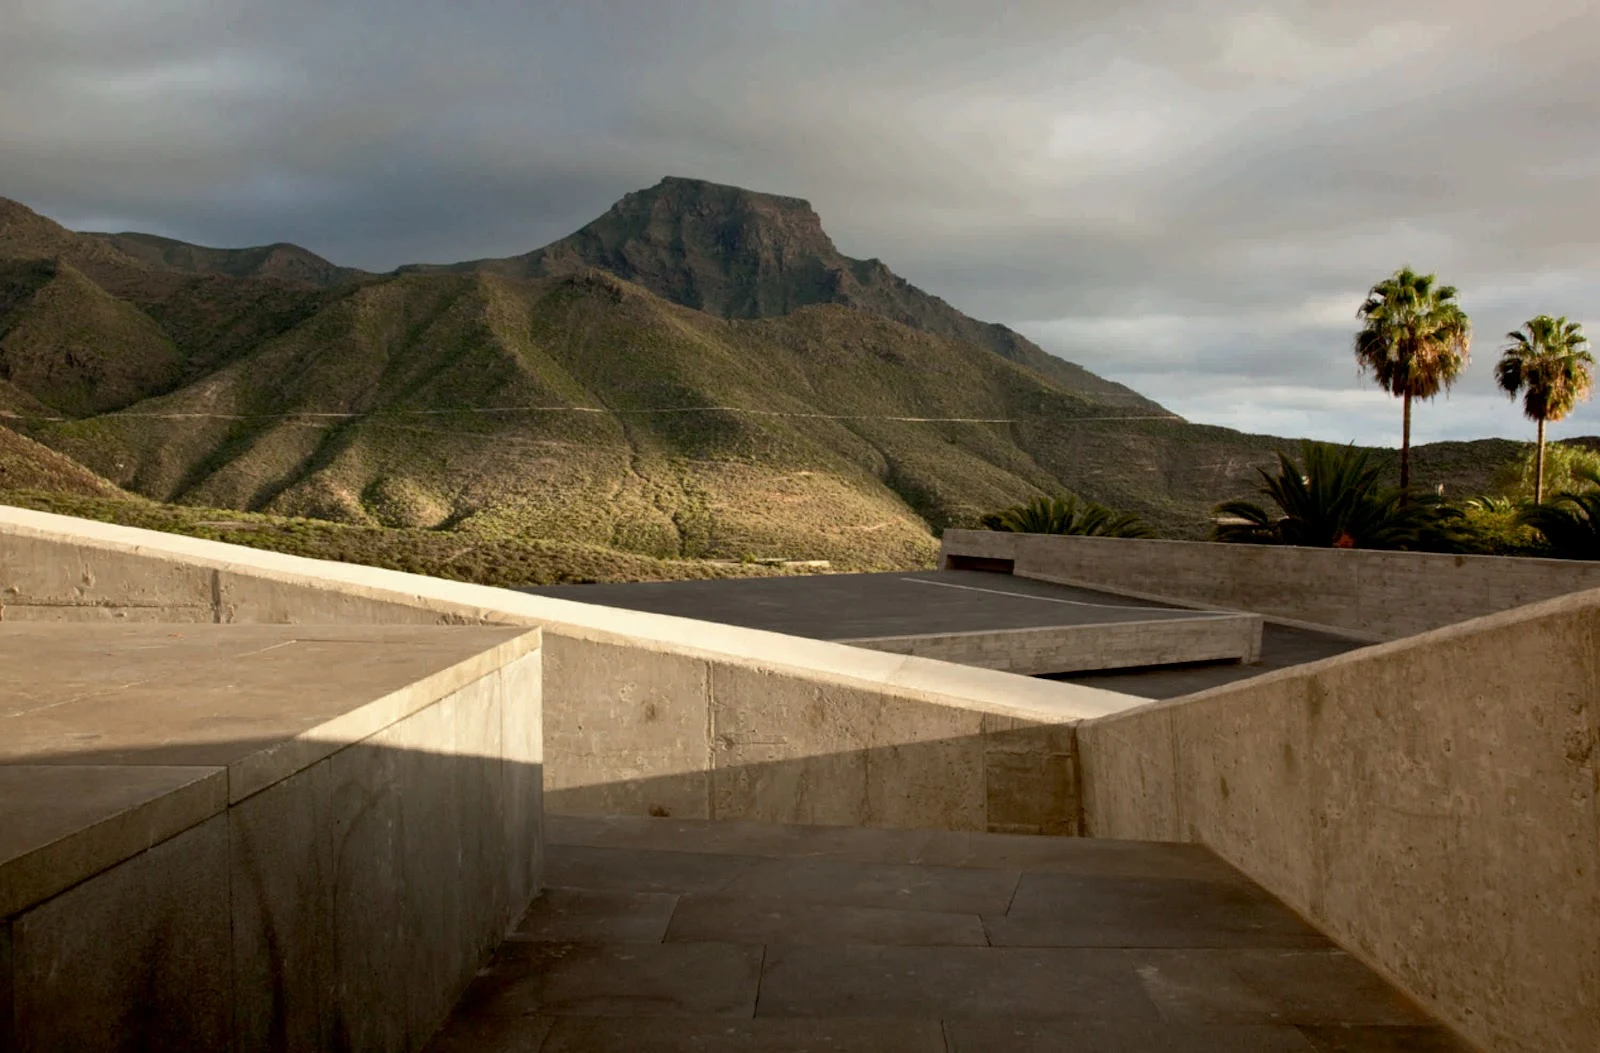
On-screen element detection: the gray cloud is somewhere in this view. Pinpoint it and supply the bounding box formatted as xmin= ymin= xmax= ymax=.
xmin=3 ymin=0 xmax=1598 ymax=445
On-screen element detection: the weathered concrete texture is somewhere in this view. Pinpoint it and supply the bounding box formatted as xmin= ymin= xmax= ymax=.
xmin=12 ymin=814 xmax=234 ymax=1053
xmin=1079 ymin=592 xmax=1600 ymax=1053
xmin=943 ymin=528 xmax=1600 ymax=640
xmin=709 ymin=663 xmax=988 ymax=831
xmin=421 ymin=815 xmax=1470 ymax=1052
xmin=1 ymin=627 xmax=546 ymax=1053
xmin=0 ymin=763 xmax=226 ymax=918
xmin=540 ymin=634 xmax=1082 ymax=836
xmin=842 ymin=612 xmax=1261 ymax=675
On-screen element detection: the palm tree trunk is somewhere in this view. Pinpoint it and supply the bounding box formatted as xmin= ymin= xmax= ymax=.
xmin=1536 ymin=418 xmax=1547 ymax=504
xmin=1400 ymin=391 xmax=1412 ymax=493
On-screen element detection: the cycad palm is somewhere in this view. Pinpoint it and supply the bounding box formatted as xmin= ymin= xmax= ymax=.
xmin=1353 ymin=267 xmax=1472 ymax=491
xmin=980 ymin=493 xmax=1153 ymax=538
xmin=1494 ymin=315 xmax=1594 ymax=503
xmin=1213 ymin=441 xmax=1461 ymax=550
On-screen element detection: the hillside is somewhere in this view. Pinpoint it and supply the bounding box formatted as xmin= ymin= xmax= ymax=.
xmin=0 ymin=427 xmax=127 ymax=496
xmin=0 ymin=180 xmax=1544 ymax=576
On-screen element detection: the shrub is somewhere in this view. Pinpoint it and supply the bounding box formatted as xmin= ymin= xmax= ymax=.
xmin=980 ymin=492 xmax=1154 ymax=538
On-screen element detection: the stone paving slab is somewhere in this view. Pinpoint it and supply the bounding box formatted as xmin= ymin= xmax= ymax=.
xmin=512 ymin=888 xmax=679 ymax=944
xmin=1001 ymin=872 xmax=1332 ymax=944
xmin=423 ymin=815 xmax=1474 ymax=1053
xmin=665 ymin=893 xmax=989 ymax=947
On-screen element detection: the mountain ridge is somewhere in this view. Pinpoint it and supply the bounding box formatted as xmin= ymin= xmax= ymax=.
xmin=400 ymin=176 xmax=1165 ymax=409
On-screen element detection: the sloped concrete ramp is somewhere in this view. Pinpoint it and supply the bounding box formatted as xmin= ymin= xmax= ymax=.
xmin=424 ymin=815 xmax=1471 ymax=1052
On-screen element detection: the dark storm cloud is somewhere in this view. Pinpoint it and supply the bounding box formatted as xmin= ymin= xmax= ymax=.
xmin=3 ymin=0 xmax=1597 ymax=445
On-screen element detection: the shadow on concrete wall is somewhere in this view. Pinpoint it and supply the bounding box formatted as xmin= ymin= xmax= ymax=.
xmin=5 ymin=739 xmax=543 ymax=1053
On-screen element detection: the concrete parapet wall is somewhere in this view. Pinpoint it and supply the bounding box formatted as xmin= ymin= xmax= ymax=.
xmin=0 ymin=507 xmax=1140 ymax=838
xmin=2 ymin=640 xmax=544 ymax=1053
xmin=1077 ymin=591 xmax=1600 ymax=1053
xmin=941 ymin=528 xmax=1600 ymax=640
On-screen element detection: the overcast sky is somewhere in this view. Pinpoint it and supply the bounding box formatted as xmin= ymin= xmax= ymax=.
xmin=5 ymin=1 xmax=1598 ymax=446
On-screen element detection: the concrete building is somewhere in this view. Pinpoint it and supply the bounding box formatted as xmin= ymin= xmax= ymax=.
xmin=1 ymin=508 xmax=1596 ymax=1052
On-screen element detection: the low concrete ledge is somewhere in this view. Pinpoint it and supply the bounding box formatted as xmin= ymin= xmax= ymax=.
xmin=941 ymin=527 xmax=1600 ymax=640
xmin=1 ymin=622 xmax=544 ymax=1052
xmin=840 ymin=612 xmax=1263 ymax=675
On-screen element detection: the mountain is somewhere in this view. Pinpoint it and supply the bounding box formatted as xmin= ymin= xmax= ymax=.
xmin=403 ymin=177 xmax=1161 ymax=410
xmin=86 ymin=231 xmax=371 ymax=287
xmin=0 ymin=182 xmax=1535 ymax=577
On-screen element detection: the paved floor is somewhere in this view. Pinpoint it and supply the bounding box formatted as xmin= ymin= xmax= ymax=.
xmin=524 ymin=571 xmax=1363 ymax=699
xmin=424 ymin=815 xmax=1470 ymax=1052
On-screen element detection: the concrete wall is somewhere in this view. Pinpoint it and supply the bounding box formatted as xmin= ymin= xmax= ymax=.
xmin=1077 ymin=591 xmax=1600 ymax=1053
xmin=942 ymin=528 xmax=1600 ymax=640
xmin=2 ymin=646 xmax=544 ymax=1053
xmin=839 ymin=612 xmax=1261 ymax=675
xmin=0 ymin=507 xmax=1141 ymax=837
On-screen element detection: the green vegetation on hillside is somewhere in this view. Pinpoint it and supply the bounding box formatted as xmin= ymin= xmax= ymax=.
xmin=0 ymin=489 xmax=796 ymax=587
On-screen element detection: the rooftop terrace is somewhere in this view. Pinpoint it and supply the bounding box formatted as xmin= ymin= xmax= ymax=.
xmin=1 ymin=509 xmax=1596 ymax=1052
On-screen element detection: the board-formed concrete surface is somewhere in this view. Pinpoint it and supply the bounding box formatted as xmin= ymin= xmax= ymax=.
xmin=423 ymin=813 xmax=1472 ymax=1052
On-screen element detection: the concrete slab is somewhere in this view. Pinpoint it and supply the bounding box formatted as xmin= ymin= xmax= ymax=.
xmin=0 ymin=764 xmax=224 ymax=917
xmin=0 ymin=624 xmax=534 ymax=796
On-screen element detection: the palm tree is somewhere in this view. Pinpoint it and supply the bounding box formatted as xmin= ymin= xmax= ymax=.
xmin=1494 ymin=315 xmax=1594 ymax=503
xmin=1353 ymin=266 xmax=1472 ymax=492
xmin=981 ymin=492 xmax=1154 ymax=538
xmin=1213 ymin=441 xmax=1462 ymax=550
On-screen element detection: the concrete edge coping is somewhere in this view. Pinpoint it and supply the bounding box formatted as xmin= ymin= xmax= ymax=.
xmin=0 ymin=507 xmax=1148 ymax=724
xmin=1076 ymin=582 xmax=1600 ymax=726
xmin=942 ymin=525 xmax=1600 ymax=574
xmin=0 ymin=623 xmax=542 ymax=919
xmin=226 ymin=626 xmax=543 ymax=803
xmin=0 ymin=764 xmax=226 ymax=918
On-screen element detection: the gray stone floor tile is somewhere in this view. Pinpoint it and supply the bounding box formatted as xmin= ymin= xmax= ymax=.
xmin=421 ymin=1012 xmax=555 ymax=1052
xmin=1296 ymin=1024 xmax=1480 ymax=1052
xmin=984 ymin=914 xmax=1334 ymax=950
xmin=912 ymin=830 xmax=1247 ymax=883
xmin=756 ymin=945 xmax=1163 ymax=1021
xmin=1004 ymin=873 xmax=1327 ymax=944
xmin=665 ymin=893 xmax=987 ymax=946
xmin=547 ymin=813 xmax=935 ymax=864
xmin=1129 ymin=949 xmax=1437 ymax=1027
xmin=512 ymin=888 xmax=679 ymax=944
xmin=942 ymin=1020 xmax=1318 ymax=1051
xmin=453 ymin=940 xmax=763 ymax=1019
xmin=539 ymin=1016 xmax=947 ymax=1051
xmin=543 ymin=844 xmax=761 ymax=895
xmin=722 ymin=856 xmax=1020 ymax=914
